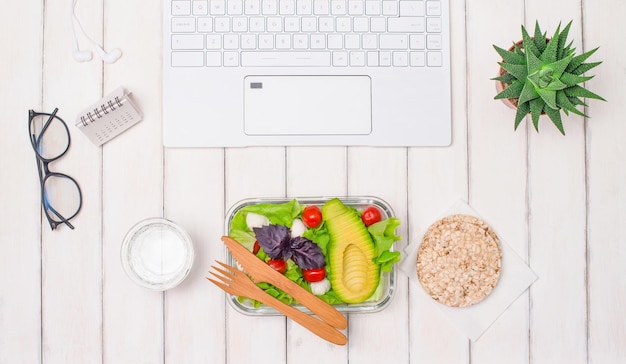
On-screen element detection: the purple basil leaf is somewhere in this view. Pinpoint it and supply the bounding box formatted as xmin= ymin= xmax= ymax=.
xmin=253 ymin=224 xmax=290 ymax=260
xmin=287 ymin=236 xmax=326 ymax=269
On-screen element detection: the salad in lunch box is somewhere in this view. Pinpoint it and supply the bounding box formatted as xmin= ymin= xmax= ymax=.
xmin=228 ymin=198 xmax=402 ymax=306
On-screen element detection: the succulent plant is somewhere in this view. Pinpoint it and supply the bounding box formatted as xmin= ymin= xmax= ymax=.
xmin=493 ymin=21 xmax=605 ymax=134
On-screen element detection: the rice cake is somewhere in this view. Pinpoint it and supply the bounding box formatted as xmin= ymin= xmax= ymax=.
xmin=416 ymin=214 xmax=502 ymax=307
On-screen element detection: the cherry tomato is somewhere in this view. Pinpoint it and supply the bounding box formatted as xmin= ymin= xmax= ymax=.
xmin=252 ymin=241 xmax=260 ymax=255
xmin=302 ymin=267 xmax=326 ymax=282
xmin=361 ymin=206 xmax=382 ymax=226
xmin=302 ymin=205 xmax=323 ymax=228
xmin=267 ymin=259 xmax=287 ymax=274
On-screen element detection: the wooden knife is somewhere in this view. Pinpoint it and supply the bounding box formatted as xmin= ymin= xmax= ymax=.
xmin=222 ymin=236 xmax=348 ymax=330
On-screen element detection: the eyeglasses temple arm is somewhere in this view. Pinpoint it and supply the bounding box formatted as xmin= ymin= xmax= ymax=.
xmin=36 ymin=108 xmax=59 ymax=146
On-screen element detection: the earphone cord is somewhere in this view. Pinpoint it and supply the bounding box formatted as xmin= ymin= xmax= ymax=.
xmin=71 ymin=0 xmax=99 ymax=51
xmin=71 ymin=0 xmax=122 ymax=63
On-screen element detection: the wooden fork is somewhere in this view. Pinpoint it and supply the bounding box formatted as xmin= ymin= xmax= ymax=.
xmin=207 ymin=261 xmax=347 ymax=346
xmin=221 ymin=236 xmax=347 ymax=330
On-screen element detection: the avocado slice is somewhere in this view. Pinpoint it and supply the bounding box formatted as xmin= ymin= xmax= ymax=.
xmin=322 ymin=198 xmax=380 ymax=303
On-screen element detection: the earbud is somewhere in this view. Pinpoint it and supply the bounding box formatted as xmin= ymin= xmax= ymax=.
xmin=71 ymin=0 xmax=122 ymax=64
xmin=95 ymin=46 xmax=122 ymax=64
xmin=72 ymin=49 xmax=93 ymax=62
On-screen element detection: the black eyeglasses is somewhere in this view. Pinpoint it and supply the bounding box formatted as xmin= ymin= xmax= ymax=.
xmin=29 ymin=108 xmax=83 ymax=230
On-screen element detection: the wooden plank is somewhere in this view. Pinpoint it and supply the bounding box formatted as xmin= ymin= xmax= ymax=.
xmin=101 ymin=0 xmax=164 ymax=362
xmin=40 ymin=0 xmax=104 ymax=362
xmin=284 ymin=146 xmax=349 ymax=363
xmin=0 ymin=2 xmax=44 ymax=363
xmin=523 ymin=3 xmax=588 ymax=363
xmin=347 ymin=147 xmax=409 ymax=364
xmin=584 ymin=0 xmax=626 ymax=362
xmin=465 ymin=0 xmax=531 ymax=363
xmin=164 ymin=149 xmax=226 ymax=363
xmin=406 ymin=1 xmax=470 ymax=362
xmin=224 ymin=147 xmax=287 ymax=364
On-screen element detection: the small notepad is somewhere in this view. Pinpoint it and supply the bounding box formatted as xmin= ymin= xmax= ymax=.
xmin=75 ymin=87 xmax=143 ymax=146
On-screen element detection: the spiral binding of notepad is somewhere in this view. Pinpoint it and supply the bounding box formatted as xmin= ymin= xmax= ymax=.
xmin=75 ymin=87 xmax=143 ymax=146
xmin=79 ymin=96 xmax=124 ymax=126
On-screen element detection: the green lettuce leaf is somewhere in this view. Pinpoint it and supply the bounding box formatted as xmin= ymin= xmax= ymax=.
xmin=302 ymin=221 xmax=330 ymax=256
xmin=229 ymin=199 xmax=303 ymax=249
xmin=241 ymin=199 xmax=302 ymax=226
xmin=374 ymin=251 xmax=402 ymax=272
xmin=367 ymin=217 xmax=402 ymax=272
xmin=368 ymin=217 xmax=402 ymax=256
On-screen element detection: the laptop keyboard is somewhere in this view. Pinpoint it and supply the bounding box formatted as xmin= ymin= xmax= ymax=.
xmin=169 ymin=0 xmax=444 ymax=67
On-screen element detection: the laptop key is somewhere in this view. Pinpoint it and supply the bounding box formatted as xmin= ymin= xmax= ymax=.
xmin=171 ymin=17 xmax=196 ymax=33
xmin=427 ymin=34 xmax=442 ymax=50
xmin=388 ymin=17 xmax=425 ymax=33
xmin=426 ymin=1 xmax=442 ymax=16
xmin=392 ymin=51 xmax=408 ymax=66
xmin=427 ymin=51 xmax=442 ymax=67
xmin=206 ymin=51 xmax=222 ymax=66
xmin=228 ymin=0 xmax=243 ymax=14
xmin=399 ymin=1 xmax=424 ymax=16
xmin=171 ymin=51 xmax=204 ymax=66
xmin=426 ymin=17 xmax=442 ymax=33
xmin=262 ymin=0 xmax=278 ymax=14
xmin=224 ymin=51 xmax=239 ymax=66
xmin=245 ymin=0 xmax=261 ymax=14
xmin=410 ymin=51 xmax=425 ymax=67
xmin=242 ymin=51 xmax=331 ymax=66
xmin=379 ymin=34 xmax=408 ymax=49
xmin=192 ymin=1 xmax=208 ymax=15
xmin=172 ymin=34 xmax=204 ymax=49
xmin=172 ymin=1 xmax=191 ymax=16
xmin=210 ymin=0 xmax=225 ymax=15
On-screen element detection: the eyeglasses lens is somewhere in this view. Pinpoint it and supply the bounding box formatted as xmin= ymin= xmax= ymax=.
xmin=30 ymin=113 xmax=69 ymax=160
xmin=43 ymin=174 xmax=82 ymax=223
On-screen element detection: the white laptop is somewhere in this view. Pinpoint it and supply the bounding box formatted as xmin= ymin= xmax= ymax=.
xmin=163 ymin=0 xmax=451 ymax=147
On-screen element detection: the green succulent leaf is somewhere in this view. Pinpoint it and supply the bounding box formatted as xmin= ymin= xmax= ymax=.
xmin=572 ymin=61 xmax=602 ymax=76
xmin=556 ymin=90 xmax=587 ymax=117
xmin=529 ymin=98 xmax=544 ymax=131
xmin=527 ymin=69 xmax=549 ymax=88
xmin=522 ymin=25 xmax=541 ymax=58
xmin=537 ymin=88 xmax=558 ymax=110
xmin=557 ymin=21 xmax=573 ymax=59
xmin=544 ymin=106 xmax=566 ymax=135
xmin=565 ymin=85 xmax=606 ymax=101
xmin=546 ymin=79 xmax=568 ymax=91
xmin=493 ymin=45 xmax=525 ymax=65
xmin=547 ymin=55 xmax=574 ymax=79
xmin=540 ymin=23 xmax=561 ymax=63
xmin=513 ymin=42 xmax=525 ymax=57
xmin=533 ymin=21 xmax=547 ymax=53
xmin=567 ymin=47 xmax=599 ymax=73
xmin=518 ymin=79 xmax=540 ymax=105
xmin=560 ymin=72 xmax=593 ymax=87
xmin=526 ymin=47 xmax=545 ymax=74
xmin=499 ymin=62 xmax=528 ymax=81
xmin=514 ymin=102 xmax=531 ymax=130
xmin=569 ymin=96 xmax=587 ymax=106
xmin=495 ymin=81 xmax=524 ymax=99
xmin=492 ymin=73 xmax=516 ymax=85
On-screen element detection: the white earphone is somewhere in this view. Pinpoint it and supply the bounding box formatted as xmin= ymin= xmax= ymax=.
xmin=71 ymin=0 xmax=122 ymax=64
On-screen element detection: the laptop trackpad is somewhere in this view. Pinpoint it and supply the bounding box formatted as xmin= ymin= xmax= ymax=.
xmin=244 ymin=75 xmax=372 ymax=136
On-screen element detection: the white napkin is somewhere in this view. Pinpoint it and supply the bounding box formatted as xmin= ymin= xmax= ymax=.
xmin=399 ymin=200 xmax=538 ymax=341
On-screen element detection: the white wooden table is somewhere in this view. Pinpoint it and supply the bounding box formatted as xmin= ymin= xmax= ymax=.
xmin=1 ymin=1 xmax=624 ymax=363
